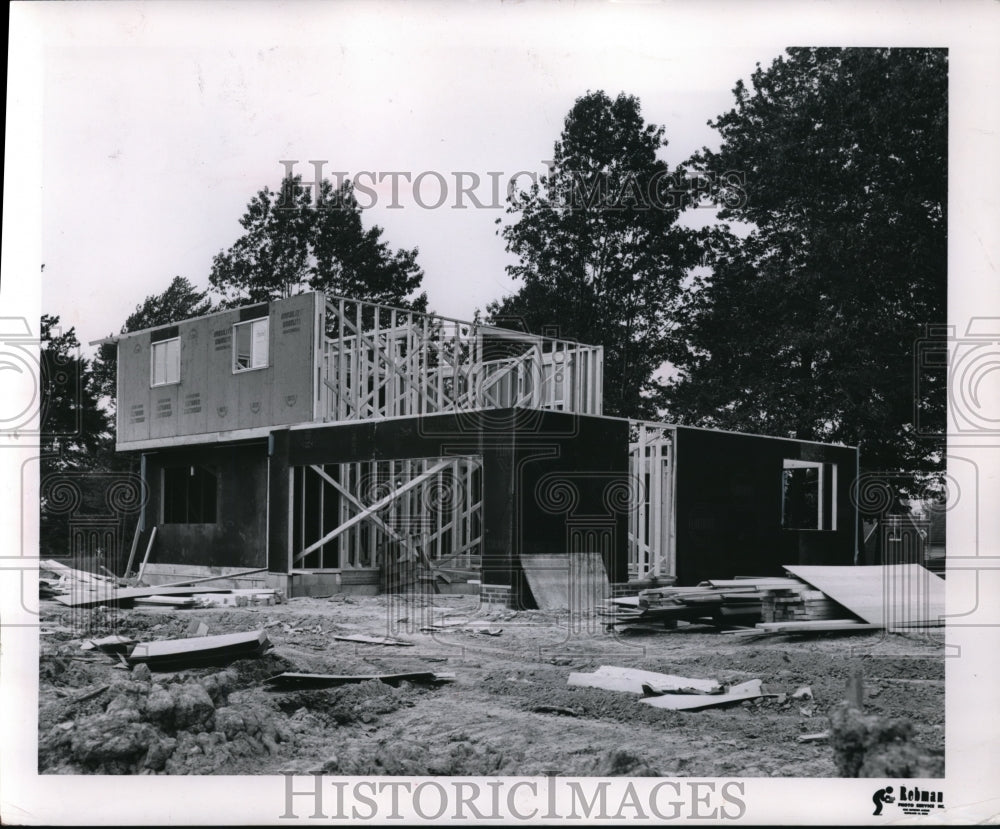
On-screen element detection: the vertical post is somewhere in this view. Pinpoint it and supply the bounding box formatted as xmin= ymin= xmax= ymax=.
xmin=318 ymin=464 xmax=325 ymax=569
xmin=336 ymin=299 xmax=346 ymax=421
xmin=636 ymin=425 xmax=648 ymax=578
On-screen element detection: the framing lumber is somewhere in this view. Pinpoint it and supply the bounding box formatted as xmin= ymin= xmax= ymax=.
xmin=136 ymin=525 xmax=158 ymax=583
xmin=294 ymin=459 xmax=452 ymax=563
xmin=123 ymin=522 xmax=142 ymax=577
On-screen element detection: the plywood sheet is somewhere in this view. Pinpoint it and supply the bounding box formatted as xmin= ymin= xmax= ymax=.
xmin=117 ymin=334 xmax=151 ymax=444
xmin=783 ymin=564 xmax=945 ymax=627
xmin=520 ymin=552 xmax=609 ymax=611
xmin=270 ymin=291 xmax=318 ymax=425
xmin=176 ymin=319 xmax=209 ymax=436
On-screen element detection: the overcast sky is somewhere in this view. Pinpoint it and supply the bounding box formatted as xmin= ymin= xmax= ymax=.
xmin=32 ymin=2 xmax=818 ymax=348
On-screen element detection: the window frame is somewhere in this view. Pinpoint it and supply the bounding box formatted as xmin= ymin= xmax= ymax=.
xmin=150 ymin=336 xmax=181 ymax=388
xmin=232 ymin=317 xmax=270 ymax=373
xmin=781 ymin=458 xmax=838 ymax=532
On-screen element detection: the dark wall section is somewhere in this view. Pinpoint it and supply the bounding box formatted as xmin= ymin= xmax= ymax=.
xmin=143 ymin=441 xmax=268 ymax=569
xmin=280 ymin=409 xmax=630 ymax=586
xmin=513 ymin=413 xmax=629 ymax=584
xmin=673 ymin=427 xmax=858 ymax=584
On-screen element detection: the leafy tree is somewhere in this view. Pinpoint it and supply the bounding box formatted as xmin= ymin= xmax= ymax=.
xmin=489 ymin=90 xmax=699 ymax=419
xmin=663 ymin=48 xmax=947 ymax=479
xmin=92 ymin=275 xmax=213 ymax=408
xmin=40 ymin=315 xmax=114 ymax=557
xmin=41 ymin=315 xmax=111 ymax=467
xmin=209 ymin=175 xmax=427 ymax=311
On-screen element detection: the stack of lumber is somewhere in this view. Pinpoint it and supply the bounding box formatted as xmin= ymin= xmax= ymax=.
xmin=598 ymin=576 xmax=838 ymax=630
xmin=758 ymin=586 xmax=847 ymax=623
xmin=726 ymin=564 xmax=945 ymax=637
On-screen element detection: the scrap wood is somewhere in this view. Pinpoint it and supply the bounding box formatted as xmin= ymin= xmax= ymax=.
xmin=641 ymin=679 xmax=764 ymax=711
xmin=264 ymin=671 xmax=455 ymax=690
xmin=568 ymin=665 xmax=722 ymax=695
xmin=797 ymin=731 xmax=831 ymax=743
xmin=127 ymin=629 xmax=270 ymax=670
xmin=333 ymin=633 xmax=413 ymax=647
xmin=39 ymin=560 xmax=113 ymax=585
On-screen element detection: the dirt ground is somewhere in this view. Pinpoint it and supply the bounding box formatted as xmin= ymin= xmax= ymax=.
xmin=37 ymin=593 xmax=945 ymax=777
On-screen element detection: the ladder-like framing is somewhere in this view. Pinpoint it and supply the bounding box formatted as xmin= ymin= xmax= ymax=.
xmin=319 ymin=297 xmax=603 ymax=422
xmin=628 ymin=422 xmax=675 ymax=579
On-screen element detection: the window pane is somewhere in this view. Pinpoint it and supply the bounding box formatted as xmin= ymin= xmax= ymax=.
xmin=782 ymin=460 xmax=822 ymax=530
xmin=152 ymin=343 xmax=165 ymax=386
xmin=234 ymin=323 xmax=252 ymax=370
xmin=165 ymin=338 xmax=180 ymax=384
xmin=251 ymin=318 xmax=269 ymax=367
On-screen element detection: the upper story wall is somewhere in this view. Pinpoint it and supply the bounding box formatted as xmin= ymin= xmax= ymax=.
xmin=117 ymin=292 xmax=322 ymax=450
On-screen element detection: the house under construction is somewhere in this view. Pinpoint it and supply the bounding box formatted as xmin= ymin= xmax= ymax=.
xmin=110 ymin=292 xmax=859 ymax=605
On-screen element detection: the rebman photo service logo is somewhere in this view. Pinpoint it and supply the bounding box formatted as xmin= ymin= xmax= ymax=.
xmin=872 ymin=784 xmax=944 ymax=817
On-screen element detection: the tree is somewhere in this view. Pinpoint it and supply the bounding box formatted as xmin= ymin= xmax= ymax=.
xmin=92 ymin=275 xmax=213 ymax=408
xmin=663 ymin=48 xmax=947 ymax=480
xmin=41 ymin=315 xmax=111 ymax=467
xmin=209 ymin=175 xmax=427 ymax=311
xmin=489 ymin=91 xmax=699 ymax=419
xmin=40 ymin=315 xmax=114 ymax=556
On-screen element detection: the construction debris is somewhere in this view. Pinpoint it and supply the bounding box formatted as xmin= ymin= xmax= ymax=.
xmin=53 ymin=585 xmax=238 ymax=609
xmin=640 ymin=679 xmax=764 ymax=711
xmin=264 ymin=671 xmax=455 ymax=690
xmin=127 ymin=629 xmax=271 ymax=671
xmin=568 ymin=665 xmax=722 ymax=695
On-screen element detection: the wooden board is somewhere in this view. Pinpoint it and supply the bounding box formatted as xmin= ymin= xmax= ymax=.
xmin=128 ymin=629 xmax=269 ymax=669
xmin=640 ymin=679 xmax=763 ymax=711
xmin=783 ymin=564 xmax=945 ymax=627
xmin=520 ymin=552 xmax=609 ymax=611
xmin=53 ymin=585 xmax=232 ymax=608
xmin=568 ymin=665 xmax=721 ymax=695
xmin=332 ymin=634 xmax=413 ymax=647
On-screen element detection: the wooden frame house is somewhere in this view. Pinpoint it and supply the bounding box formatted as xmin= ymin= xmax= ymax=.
xmin=109 ymin=292 xmax=858 ymax=604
